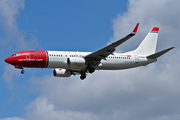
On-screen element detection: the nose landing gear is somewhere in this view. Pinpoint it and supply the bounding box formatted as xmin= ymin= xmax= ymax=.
xmin=21 ymin=69 xmax=25 ymax=74
xmin=15 ymin=66 xmax=25 ymax=74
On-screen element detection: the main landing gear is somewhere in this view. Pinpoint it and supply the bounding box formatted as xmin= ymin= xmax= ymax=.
xmin=80 ymin=74 xmax=86 ymax=80
xmin=89 ymin=68 xmax=95 ymax=73
xmin=80 ymin=68 xmax=95 ymax=80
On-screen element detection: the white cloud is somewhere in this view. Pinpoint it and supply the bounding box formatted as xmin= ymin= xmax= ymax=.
xmin=0 ymin=0 xmax=24 ymax=93
xmin=112 ymin=0 xmax=179 ymax=53
xmin=25 ymin=96 xmax=99 ymax=120
xmin=26 ymin=60 xmax=180 ymax=120
xmin=0 ymin=0 xmax=25 ymax=49
xmin=0 ymin=117 xmax=24 ymax=120
xmin=2 ymin=65 xmax=20 ymax=91
xmin=0 ymin=0 xmax=39 ymax=50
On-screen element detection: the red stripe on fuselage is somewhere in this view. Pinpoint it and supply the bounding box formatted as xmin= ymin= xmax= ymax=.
xmin=6 ymin=51 xmax=47 ymax=68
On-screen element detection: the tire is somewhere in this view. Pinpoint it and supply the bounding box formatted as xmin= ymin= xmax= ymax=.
xmin=89 ymin=68 xmax=95 ymax=73
xmin=21 ymin=70 xmax=25 ymax=74
xmin=80 ymin=74 xmax=86 ymax=80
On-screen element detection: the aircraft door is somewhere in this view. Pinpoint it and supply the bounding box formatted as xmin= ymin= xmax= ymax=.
xmin=135 ymin=55 xmax=139 ymax=63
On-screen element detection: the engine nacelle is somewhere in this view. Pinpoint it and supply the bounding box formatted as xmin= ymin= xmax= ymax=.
xmin=67 ymin=57 xmax=86 ymax=67
xmin=53 ymin=68 xmax=71 ymax=77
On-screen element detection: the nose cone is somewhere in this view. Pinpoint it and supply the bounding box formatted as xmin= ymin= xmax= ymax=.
xmin=5 ymin=57 xmax=13 ymax=64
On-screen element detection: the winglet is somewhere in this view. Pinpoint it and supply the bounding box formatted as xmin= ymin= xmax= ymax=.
xmin=132 ymin=23 xmax=139 ymax=34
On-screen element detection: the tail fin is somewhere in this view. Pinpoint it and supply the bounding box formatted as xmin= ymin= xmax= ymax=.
xmin=128 ymin=27 xmax=159 ymax=55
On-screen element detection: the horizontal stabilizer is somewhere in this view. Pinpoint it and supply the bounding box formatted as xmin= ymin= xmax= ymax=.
xmin=147 ymin=47 xmax=174 ymax=59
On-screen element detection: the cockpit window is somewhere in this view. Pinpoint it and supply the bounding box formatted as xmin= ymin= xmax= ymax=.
xmin=12 ymin=54 xmax=19 ymax=56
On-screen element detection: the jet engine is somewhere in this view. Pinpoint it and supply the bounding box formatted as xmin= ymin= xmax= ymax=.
xmin=53 ymin=68 xmax=71 ymax=77
xmin=67 ymin=57 xmax=86 ymax=67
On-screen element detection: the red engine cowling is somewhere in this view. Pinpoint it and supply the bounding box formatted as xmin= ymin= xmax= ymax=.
xmin=67 ymin=57 xmax=86 ymax=68
xmin=53 ymin=68 xmax=71 ymax=77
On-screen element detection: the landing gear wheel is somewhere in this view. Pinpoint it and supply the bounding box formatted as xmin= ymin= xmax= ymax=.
xmin=21 ymin=69 xmax=25 ymax=74
xmin=80 ymin=74 xmax=86 ymax=80
xmin=89 ymin=68 xmax=95 ymax=73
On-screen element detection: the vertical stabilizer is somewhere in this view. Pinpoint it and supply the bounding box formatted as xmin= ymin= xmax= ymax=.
xmin=128 ymin=27 xmax=159 ymax=55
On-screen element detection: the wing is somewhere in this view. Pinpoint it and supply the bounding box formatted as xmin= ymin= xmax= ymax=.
xmin=84 ymin=23 xmax=139 ymax=67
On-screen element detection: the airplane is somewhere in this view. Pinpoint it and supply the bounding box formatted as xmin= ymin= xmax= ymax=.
xmin=5 ymin=23 xmax=174 ymax=80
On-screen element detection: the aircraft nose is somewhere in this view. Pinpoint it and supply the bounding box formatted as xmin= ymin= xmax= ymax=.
xmin=5 ymin=57 xmax=13 ymax=64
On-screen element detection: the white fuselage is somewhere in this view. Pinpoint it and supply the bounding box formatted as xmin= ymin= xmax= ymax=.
xmin=46 ymin=51 xmax=157 ymax=70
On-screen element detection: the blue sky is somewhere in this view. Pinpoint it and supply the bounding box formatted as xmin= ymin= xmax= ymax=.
xmin=19 ymin=0 xmax=127 ymax=51
xmin=1 ymin=0 xmax=180 ymax=120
